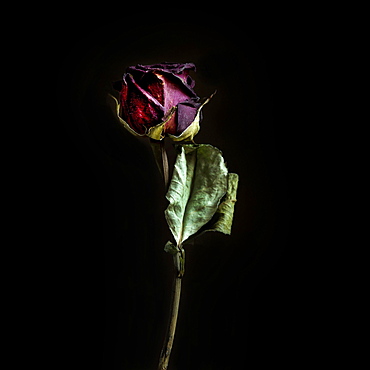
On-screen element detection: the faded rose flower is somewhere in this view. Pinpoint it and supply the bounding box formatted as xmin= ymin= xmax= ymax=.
xmin=113 ymin=62 xmax=212 ymax=141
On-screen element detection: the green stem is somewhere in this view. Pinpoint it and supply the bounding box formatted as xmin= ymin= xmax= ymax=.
xmin=161 ymin=140 xmax=169 ymax=190
xmin=158 ymin=248 xmax=185 ymax=370
xmin=150 ymin=139 xmax=169 ymax=189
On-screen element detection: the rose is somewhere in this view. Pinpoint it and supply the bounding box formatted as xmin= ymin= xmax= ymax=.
xmin=113 ymin=62 xmax=212 ymax=141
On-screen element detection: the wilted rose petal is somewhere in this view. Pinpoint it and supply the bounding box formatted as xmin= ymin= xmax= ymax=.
xmin=157 ymin=73 xmax=195 ymax=113
xmin=121 ymin=74 xmax=164 ymax=135
xmin=176 ymin=102 xmax=202 ymax=135
xmin=139 ymin=72 xmax=165 ymax=107
xmin=163 ymin=109 xmax=178 ymax=136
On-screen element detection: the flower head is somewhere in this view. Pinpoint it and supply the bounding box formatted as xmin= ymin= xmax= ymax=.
xmin=113 ymin=62 xmax=212 ymax=141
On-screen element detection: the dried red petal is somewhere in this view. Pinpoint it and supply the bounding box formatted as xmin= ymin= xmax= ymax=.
xmin=163 ymin=110 xmax=177 ymax=135
xmin=139 ymin=72 xmax=165 ymax=107
xmin=121 ymin=74 xmax=164 ymax=135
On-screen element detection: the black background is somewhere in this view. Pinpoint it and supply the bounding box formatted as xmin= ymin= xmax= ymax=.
xmin=55 ymin=13 xmax=313 ymax=370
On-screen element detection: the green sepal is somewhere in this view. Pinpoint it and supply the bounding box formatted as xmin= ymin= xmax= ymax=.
xmin=107 ymin=94 xmax=145 ymax=137
xmin=164 ymin=241 xmax=185 ymax=277
xmin=164 ymin=241 xmax=178 ymax=255
xmin=147 ymin=121 xmax=165 ymax=140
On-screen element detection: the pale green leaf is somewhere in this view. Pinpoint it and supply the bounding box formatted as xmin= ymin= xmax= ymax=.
xmin=194 ymin=172 xmax=239 ymax=237
xmin=165 ymin=144 xmax=229 ymax=245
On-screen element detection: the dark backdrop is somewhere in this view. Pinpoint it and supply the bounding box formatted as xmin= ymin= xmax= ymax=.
xmin=56 ymin=15 xmax=306 ymax=370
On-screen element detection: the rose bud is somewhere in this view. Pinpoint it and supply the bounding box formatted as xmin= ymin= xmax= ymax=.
xmin=112 ymin=62 xmax=213 ymax=141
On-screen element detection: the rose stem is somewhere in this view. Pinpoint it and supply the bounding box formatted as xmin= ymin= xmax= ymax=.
xmin=154 ymin=140 xmax=181 ymax=369
xmin=158 ymin=250 xmax=184 ymax=370
xmin=149 ymin=139 xmax=169 ymax=189
xmin=160 ymin=140 xmax=169 ymax=189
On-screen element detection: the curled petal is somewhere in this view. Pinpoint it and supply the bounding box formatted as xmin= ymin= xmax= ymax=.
xmin=168 ymin=93 xmax=215 ymax=142
xmin=121 ymin=73 xmax=164 ymax=135
xmin=127 ymin=62 xmax=196 ymax=76
xmin=176 ymin=101 xmax=202 ymax=135
xmin=128 ymin=63 xmax=198 ymax=100
xmin=138 ymin=72 xmax=165 ymax=106
xmin=154 ymin=73 xmax=196 ymax=112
